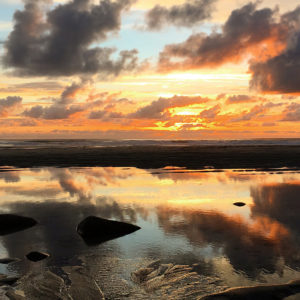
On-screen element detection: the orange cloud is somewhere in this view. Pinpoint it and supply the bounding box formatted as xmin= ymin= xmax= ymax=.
xmin=158 ymin=3 xmax=288 ymax=72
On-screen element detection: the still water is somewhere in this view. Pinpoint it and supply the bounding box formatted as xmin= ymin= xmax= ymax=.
xmin=0 ymin=166 xmax=300 ymax=290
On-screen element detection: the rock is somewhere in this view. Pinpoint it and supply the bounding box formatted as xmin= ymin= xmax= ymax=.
xmin=0 ymin=277 xmax=20 ymax=286
xmin=0 ymin=215 xmax=37 ymax=235
xmin=77 ymin=216 xmax=141 ymax=246
xmin=0 ymin=258 xmax=20 ymax=264
xmin=233 ymin=202 xmax=246 ymax=207
xmin=0 ymin=274 xmax=20 ymax=286
xmin=199 ymin=279 xmax=300 ymax=300
xmin=25 ymin=252 xmax=49 ymax=262
xmin=5 ymin=290 xmax=25 ymax=300
xmin=18 ymin=271 xmax=70 ymax=299
xmin=63 ymin=266 xmax=105 ymax=300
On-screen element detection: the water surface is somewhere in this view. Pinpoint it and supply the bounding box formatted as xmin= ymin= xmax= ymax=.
xmin=1 ymin=166 xmax=300 ymax=290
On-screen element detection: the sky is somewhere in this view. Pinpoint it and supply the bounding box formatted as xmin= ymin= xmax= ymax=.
xmin=0 ymin=0 xmax=300 ymax=139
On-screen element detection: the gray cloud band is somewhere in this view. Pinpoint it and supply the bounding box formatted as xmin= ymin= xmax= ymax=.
xmin=2 ymin=0 xmax=138 ymax=77
xmin=145 ymin=0 xmax=216 ymax=30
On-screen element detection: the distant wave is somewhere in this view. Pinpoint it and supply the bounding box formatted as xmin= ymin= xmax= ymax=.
xmin=0 ymin=139 xmax=300 ymax=149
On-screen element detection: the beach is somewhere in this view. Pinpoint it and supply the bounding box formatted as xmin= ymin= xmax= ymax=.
xmin=0 ymin=141 xmax=300 ymax=299
xmin=1 ymin=144 xmax=300 ymax=169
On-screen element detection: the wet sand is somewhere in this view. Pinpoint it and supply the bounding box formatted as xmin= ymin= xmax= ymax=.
xmin=0 ymin=145 xmax=300 ymax=169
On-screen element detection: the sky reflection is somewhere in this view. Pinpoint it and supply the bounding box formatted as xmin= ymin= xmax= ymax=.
xmin=0 ymin=167 xmax=299 ymax=285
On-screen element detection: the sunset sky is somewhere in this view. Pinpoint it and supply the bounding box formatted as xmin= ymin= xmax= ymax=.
xmin=0 ymin=0 xmax=300 ymax=139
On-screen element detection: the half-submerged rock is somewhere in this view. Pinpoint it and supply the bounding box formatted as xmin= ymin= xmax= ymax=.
xmin=26 ymin=252 xmax=49 ymax=262
xmin=0 ymin=214 xmax=37 ymax=235
xmin=199 ymin=279 xmax=300 ymax=300
xmin=0 ymin=258 xmax=20 ymax=264
xmin=77 ymin=216 xmax=141 ymax=246
xmin=233 ymin=202 xmax=246 ymax=207
xmin=0 ymin=274 xmax=20 ymax=286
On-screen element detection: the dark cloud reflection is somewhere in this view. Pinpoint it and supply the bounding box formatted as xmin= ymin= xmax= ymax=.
xmin=156 ymin=206 xmax=299 ymax=277
xmin=0 ymin=197 xmax=138 ymax=270
xmin=251 ymin=182 xmax=300 ymax=240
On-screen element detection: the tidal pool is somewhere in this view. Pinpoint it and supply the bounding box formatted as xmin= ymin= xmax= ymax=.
xmin=0 ymin=166 xmax=300 ymax=297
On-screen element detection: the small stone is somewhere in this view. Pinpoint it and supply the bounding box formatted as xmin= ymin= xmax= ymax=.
xmin=0 ymin=275 xmax=20 ymax=286
xmin=26 ymin=252 xmax=49 ymax=262
xmin=233 ymin=202 xmax=246 ymax=207
xmin=0 ymin=258 xmax=20 ymax=264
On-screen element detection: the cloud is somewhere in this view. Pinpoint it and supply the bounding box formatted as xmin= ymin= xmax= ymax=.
xmin=129 ymin=95 xmax=208 ymax=119
xmin=0 ymin=96 xmax=22 ymax=117
xmin=0 ymin=81 xmax=63 ymax=93
xmin=231 ymin=102 xmax=282 ymax=122
xmin=0 ymin=170 xmax=20 ymax=183
xmin=198 ymin=104 xmax=220 ymax=119
xmin=158 ymin=2 xmax=286 ymax=71
xmin=89 ymin=110 xmax=123 ymax=119
xmin=250 ymin=7 xmax=300 ymax=93
xmin=226 ymin=94 xmax=253 ymax=104
xmin=145 ymin=0 xmax=216 ymax=30
xmin=23 ymin=80 xmax=87 ymax=119
xmin=231 ymin=104 xmax=267 ymax=122
xmin=23 ymin=103 xmax=84 ymax=119
xmin=87 ymin=95 xmax=132 ymax=119
xmin=281 ymin=103 xmax=300 ymax=121
xmin=22 ymin=82 xmax=134 ymax=120
xmin=2 ymin=0 xmax=139 ymax=76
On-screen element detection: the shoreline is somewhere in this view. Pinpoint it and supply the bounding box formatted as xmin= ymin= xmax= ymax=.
xmin=0 ymin=145 xmax=300 ymax=169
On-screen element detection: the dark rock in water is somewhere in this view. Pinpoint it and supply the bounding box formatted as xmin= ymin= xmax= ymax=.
xmin=77 ymin=216 xmax=141 ymax=246
xmin=0 ymin=258 xmax=20 ymax=264
xmin=0 ymin=275 xmax=20 ymax=286
xmin=233 ymin=202 xmax=246 ymax=207
xmin=5 ymin=290 xmax=25 ymax=300
xmin=0 ymin=214 xmax=37 ymax=235
xmin=26 ymin=252 xmax=49 ymax=262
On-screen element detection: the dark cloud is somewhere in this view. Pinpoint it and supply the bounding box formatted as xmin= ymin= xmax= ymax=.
xmin=231 ymin=102 xmax=282 ymax=122
xmin=89 ymin=110 xmax=123 ymax=119
xmin=2 ymin=0 xmax=139 ymax=76
xmin=158 ymin=2 xmax=285 ymax=71
xmin=250 ymin=7 xmax=300 ymax=93
xmin=129 ymin=95 xmax=208 ymax=119
xmin=226 ymin=94 xmax=252 ymax=104
xmin=0 ymin=170 xmax=20 ymax=183
xmin=0 ymin=81 xmax=63 ymax=93
xmin=23 ymin=81 xmax=86 ymax=119
xmin=87 ymin=96 xmax=132 ymax=119
xmin=0 ymin=96 xmax=22 ymax=117
xmin=145 ymin=0 xmax=216 ymax=30
xmin=23 ymin=103 xmax=84 ymax=119
xmin=231 ymin=104 xmax=267 ymax=122
xmin=281 ymin=103 xmax=300 ymax=121
xmin=199 ymin=104 xmax=220 ymax=119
